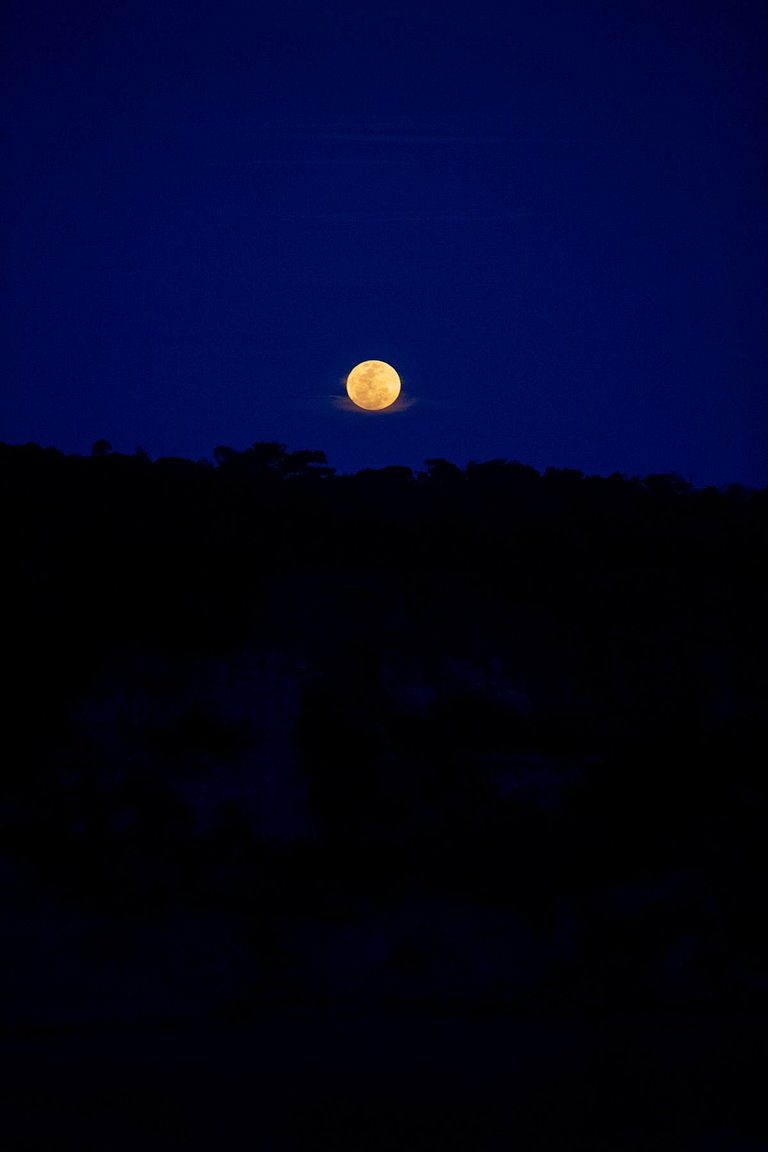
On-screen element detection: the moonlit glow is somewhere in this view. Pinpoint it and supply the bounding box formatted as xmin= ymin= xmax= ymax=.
xmin=346 ymin=360 xmax=401 ymax=411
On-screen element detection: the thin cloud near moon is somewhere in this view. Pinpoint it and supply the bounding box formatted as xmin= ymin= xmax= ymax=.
xmin=330 ymin=392 xmax=418 ymax=413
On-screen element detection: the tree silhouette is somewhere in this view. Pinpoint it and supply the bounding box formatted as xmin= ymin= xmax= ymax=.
xmin=1 ymin=436 xmax=767 ymax=1016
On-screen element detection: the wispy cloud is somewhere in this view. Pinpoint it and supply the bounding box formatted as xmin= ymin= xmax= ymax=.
xmin=329 ymin=393 xmax=419 ymax=413
xmin=298 ymin=207 xmax=543 ymax=228
xmin=279 ymin=121 xmax=609 ymax=146
xmin=305 ymin=210 xmax=526 ymax=224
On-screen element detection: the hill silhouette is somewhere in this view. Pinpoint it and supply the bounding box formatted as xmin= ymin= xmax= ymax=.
xmin=1 ymin=437 xmax=767 ymax=1021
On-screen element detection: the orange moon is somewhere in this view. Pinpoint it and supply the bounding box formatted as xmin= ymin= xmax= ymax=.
xmin=346 ymin=360 xmax=401 ymax=411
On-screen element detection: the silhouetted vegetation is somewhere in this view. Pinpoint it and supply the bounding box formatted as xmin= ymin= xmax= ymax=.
xmin=1 ymin=438 xmax=767 ymax=1019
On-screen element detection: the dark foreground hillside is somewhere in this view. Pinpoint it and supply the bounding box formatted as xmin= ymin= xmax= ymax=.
xmin=2 ymin=440 xmax=767 ymax=1148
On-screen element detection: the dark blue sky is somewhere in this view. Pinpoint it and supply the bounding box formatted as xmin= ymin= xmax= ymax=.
xmin=2 ymin=0 xmax=766 ymax=485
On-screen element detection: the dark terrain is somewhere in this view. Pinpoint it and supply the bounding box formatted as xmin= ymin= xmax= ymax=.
xmin=2 ymin=439 xmax=767 ymax=1148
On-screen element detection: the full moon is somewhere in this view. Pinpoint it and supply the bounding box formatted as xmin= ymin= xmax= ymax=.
xmin=346 ymin=360 xmax=401 ymax=411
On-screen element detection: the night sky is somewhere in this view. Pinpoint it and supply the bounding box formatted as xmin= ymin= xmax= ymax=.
xmin=3 ymin=0 xmax=766 ymax=486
